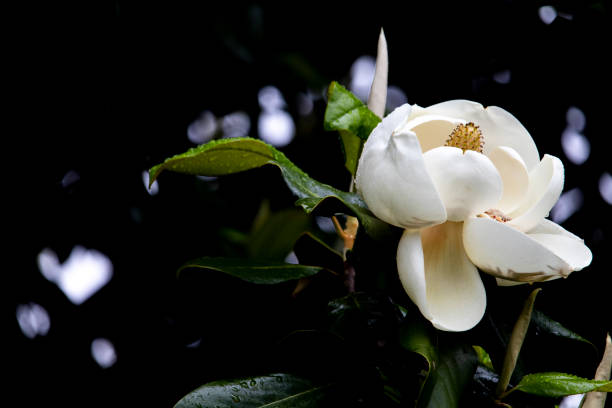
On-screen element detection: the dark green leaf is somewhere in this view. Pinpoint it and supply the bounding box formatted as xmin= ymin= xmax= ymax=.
xmin=327 ymin=292 xmax=399 ymax=341
xmin=399 ymin=320 xmax=438 ymax=374
xmin=531 ymin=309 xmax=595 ymax=349
xmin=174 ymin=373 xmax=335 ymax=408
xmin=338 ymin=130 xmax=362 ymax=175
xmin=293 ymin=232 xmax=344 ymax=274
xmin=514 ymin=372 xmax=612 ymax=397
xmin=178 ymin=257 xmax=324 ymax=284
xmin=323 ymin=81 xmax=381 ymax=140
xmin=417 ymin=342 xmax=478 ymax=408
xmin=149 ymin=137 xmax=392 ymax=238
xmin=248 ymin=209 xmax=312 ymax=261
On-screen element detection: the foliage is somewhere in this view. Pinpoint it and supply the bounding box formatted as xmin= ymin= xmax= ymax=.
xmin=150 ymin=83 xmax=609 ymax=407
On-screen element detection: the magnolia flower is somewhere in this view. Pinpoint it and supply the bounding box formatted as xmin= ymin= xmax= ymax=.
xmin=355 ymin=101 xmax=592 ymax=332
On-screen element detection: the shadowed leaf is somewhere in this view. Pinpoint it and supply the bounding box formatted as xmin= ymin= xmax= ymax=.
xmin=177 ymin=257 xmax=324 ymax=284
xmin=174 ymin=373 xmax=335 ymax=408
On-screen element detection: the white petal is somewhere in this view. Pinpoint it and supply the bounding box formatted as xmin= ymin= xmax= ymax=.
xmin=528 ymin=232 xmax=592 ymax=271
xmin=396 ymin=113 xmax=465 ymax=152
xmin=527 ymin=218 xmax=582 ymax=241
xmin=397 ymin=222 xmax=486 ymax=332
xmin=488 ymin=146 xmax=529 ymax=214
xmin=396 ymin=229 xmax=431 ymax=321
xmin=495 ymin=278 xmax=528 ymax=286
xmin=463 ymin=216 xmax=589 ymax=283
xmin=508 ymin=155 xmax=564 ymax=232
xmin=367 ymin=29 xmax=388 ymax=118
xmin=423 ymin=146 xmax=503 ymax=221
xmin=415 ymin=100 xmax=541 ymax=170
xmin=356 ymin=105 xmax=447 ymax=229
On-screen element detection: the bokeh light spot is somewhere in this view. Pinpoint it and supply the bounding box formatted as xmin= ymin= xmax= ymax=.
xmin=91 ymin=338 xmax=117 ymax=368
xmin=16 ymin=303 xmax=51 ymax=339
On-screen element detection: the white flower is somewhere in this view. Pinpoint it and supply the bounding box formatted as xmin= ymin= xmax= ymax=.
xmin=355 ymin=100 xmax=592 ymax=332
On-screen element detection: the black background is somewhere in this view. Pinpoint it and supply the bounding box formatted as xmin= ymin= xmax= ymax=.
xmin=7 ymin=1 xmax=610 ymax=406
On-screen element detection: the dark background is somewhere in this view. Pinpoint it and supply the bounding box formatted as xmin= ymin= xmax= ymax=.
xmin=7 ymin=1 xmax=610 ymax=407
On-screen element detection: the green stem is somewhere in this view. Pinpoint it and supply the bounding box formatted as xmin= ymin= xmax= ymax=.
xmin=495 ymin=288 xmax=541 ymax=398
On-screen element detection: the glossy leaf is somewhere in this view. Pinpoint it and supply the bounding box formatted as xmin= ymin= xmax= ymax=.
xmin=399 ymin=320 xmax=438 ymax=374
xmin=531 ymin=309 xmax=595 ymax=349
xmin=473 ymin=345 xmax=495 ymax=371
xmin=338 ymin=130 xmax=362 ymax=176
xmin=514 ymin=372 xmax=612 ymax=397
xmin=177 ymin=257 xmax=324 ymax=284
xmin=417 ymin=342 xmax=478 ymax=408
xmin=174 ymin=373 xmax=334 ymax=408
xmin=149 ymin=137 xmax=391 ymax=238
xmin=323 ymin=81 xmax=381 ymax=140
xmin=324 ymin=81 xmax=381 ymax=176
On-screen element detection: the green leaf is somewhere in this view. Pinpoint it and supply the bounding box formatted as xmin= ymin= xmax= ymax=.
xmin=323 ymin=81 xmax=381 ymax=176
xmin=513 ymin=372 xmax=612 ymax=397
xmin=327 ymin=292 xmax=399 ymax=341
xmin=248 ymin=209 xmax=312 ymax=261
xmin=473 ymin=345 xmax=495 ymax=371
xmin=399 ymin=320 xmax=438 ymax=375
xmin=324 ymin=81 xmax=381 ymax=140
xmin=338 ymin=130 xmax=362 ymax=176
xmin=149 ymin=137 xmax=392 ymax=238
xmin=174 ymin=373 xmax=335 ymax=408
xmin=531 ymin=309 xmax=596 ymax=349
xmin=293 ymin=232 xmax=344 ymax=274
xmin=150 ymin=137 xmax=273 ymax=178
xmin=417 ymin=342 xmax=478 ymax=408
xmin=177 ymin=257 xmax=324 ymax=284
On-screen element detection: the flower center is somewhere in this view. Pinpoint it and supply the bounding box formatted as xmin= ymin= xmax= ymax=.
xmin=478 ymin=209 xmax=512 ymax=222
xmin=445 ymin=122 xmax=484 ymax=153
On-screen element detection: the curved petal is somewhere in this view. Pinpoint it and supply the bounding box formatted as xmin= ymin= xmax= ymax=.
xmin=463 ymin=216 xmax=589 ymax=283
xmin=508 ymin=154 xmax=564 ymax=232
xmin=423 ymin=146 xmax=503 ymax=221
xmin=527 ymin=218 xmax=582 ymax=240
xmin=396 ymin=113 xmax=465 ymax=152
xmin=356 ymin=105 xmax=447 ymax=229
xmin=415 ymin=100 xmax=541 ymax=170
xmin=528 ymin=232 xmax=592 ymax=271
xmin=495 ymin=278 xmax=529 ymax=286
xmin=487 ymin=146 xmax=529 ymax=214
xmin=397 ymin=222 xmax=486 ymax=332
xmin=396 ymin=229 xmax=431 ymax=321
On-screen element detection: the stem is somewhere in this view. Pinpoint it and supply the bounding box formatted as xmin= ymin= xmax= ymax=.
xmin=497 ymin=384 xmax=520 ymax=400
xmin=495 ymin=288 xmax=541 ymax=398
xmin=582 ymin=332 xmax=612 ymax=408
xmin=332 ymin=215 xmax=358 ymax=293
